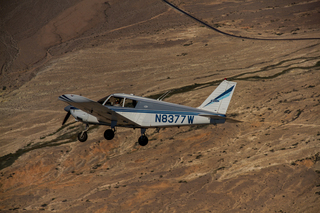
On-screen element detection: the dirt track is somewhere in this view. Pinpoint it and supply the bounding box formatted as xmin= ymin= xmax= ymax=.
xmin=1 ymin=0 xmax=320 ymax=212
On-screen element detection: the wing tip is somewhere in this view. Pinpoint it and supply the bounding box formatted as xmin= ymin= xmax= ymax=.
xmin=58 ymin=94 xmax=74 ymax=103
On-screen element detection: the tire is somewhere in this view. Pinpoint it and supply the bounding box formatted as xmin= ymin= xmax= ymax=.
xmin=104 ymin=129 xmax=115 ymax=140
xmin=78 ymin=132 xmax=88 ymax=142
xmin=138 ymin=135 xmax=148 ymax=146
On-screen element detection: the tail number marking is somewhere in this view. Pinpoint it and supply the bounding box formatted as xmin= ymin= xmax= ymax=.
xmin=155 ymin=114 xmax=194 ymax=124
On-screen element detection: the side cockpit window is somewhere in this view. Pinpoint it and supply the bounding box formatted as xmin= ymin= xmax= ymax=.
xmin=102 ymin=96 xmax=137 ymax=108
xmin=104 ymin=96 xmax=123 ymax=106
xmin=124 ymin=98 xmax=137 ymax=108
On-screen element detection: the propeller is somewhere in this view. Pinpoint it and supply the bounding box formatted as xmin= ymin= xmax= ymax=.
xmin=62 ymin=105 xmax=72 ymax=125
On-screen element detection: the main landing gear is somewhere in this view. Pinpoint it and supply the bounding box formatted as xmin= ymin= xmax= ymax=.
xmin=138 ymin=128 xmax=148 ymax=146
xmin=76 ymin=125 xmax=149 ymax=146
xmin=104 ymin=129 xmax=115 ymax=140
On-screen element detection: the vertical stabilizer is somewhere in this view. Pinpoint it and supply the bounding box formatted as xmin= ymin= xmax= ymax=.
xmin=198 ymin=80 xmax=237 ymax=115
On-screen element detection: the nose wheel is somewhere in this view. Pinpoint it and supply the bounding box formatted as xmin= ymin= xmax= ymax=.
xmin=78 ymin=124 xmax=89 ymax=142
xmin=78 ymin=131 xmax=88 ymax=142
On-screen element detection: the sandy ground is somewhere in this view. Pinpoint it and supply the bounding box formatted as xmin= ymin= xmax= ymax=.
xmin=1 ymin=0 xmax=320 ymax=212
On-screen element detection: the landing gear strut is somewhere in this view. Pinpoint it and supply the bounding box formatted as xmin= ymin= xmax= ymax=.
xmin=77 ymin=125 xmax=149 ymax=146
xmin=78 ymin=124 xmax=89 ymax=142
xmin=104 ymin=129 xmax=115 ymax=140
xmin=138 ymin=128 xmax=148 ymax=146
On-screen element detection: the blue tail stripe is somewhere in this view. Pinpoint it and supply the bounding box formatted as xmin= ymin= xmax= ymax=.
xmin=204 ymin=85 xmax=234 ymax=107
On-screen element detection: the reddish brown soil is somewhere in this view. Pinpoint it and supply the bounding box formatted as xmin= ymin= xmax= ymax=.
xmin=1 ymin=0 xmax=320 ymax=212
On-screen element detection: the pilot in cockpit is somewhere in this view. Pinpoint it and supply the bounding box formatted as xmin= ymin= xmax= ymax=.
xmin=114 ymin=99 xmax=121 ymax=107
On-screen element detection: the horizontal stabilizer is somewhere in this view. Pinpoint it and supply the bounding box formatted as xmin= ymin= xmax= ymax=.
xmin=198 ymin=114 xmax=242 ymax=123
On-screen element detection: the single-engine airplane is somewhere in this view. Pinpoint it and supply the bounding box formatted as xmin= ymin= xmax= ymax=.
xmin=59 ymin=80 xmax=240 ymax=146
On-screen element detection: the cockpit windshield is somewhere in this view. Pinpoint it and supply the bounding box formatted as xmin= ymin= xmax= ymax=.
xmin=97 ymin=95 xmax=110 ymax=104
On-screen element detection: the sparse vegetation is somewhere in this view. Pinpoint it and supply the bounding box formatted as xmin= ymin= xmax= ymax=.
xmin=196 ymin=154 xmax=202 ymax=159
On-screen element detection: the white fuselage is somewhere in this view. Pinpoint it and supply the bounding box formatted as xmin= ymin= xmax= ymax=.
xmin=71 ymin=106 xmax=225 ymax=128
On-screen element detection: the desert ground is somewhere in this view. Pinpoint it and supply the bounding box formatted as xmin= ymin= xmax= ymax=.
xmin=1 ymin=0 xmax=320 ymax=212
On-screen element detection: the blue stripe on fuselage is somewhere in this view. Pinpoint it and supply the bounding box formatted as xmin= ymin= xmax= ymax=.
xmin=110 ymin=107 xmax=225 ymax=117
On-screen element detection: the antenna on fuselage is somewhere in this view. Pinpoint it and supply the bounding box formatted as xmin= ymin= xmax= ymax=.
xmin=157 ymin=90 xmax=171 ymax=101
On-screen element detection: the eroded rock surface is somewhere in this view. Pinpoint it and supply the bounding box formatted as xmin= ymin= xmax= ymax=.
xmin=1 ymin=0 xmax=320 ymax=212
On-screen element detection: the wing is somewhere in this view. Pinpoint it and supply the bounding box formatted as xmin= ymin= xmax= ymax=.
xmin=59 ymin=94 xmax=139 ymax=127
xmin=199 ymin=114 xmax=242 ymax=123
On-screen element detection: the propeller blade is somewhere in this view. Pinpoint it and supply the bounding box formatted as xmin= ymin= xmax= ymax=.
xmin=62 ymin=111 xmax=71 ymax=125
xmin=62 ymin=105 xmax=72 ymax=125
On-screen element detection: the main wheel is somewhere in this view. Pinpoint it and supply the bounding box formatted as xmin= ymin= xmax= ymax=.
xmin=104 ymin=129 xmax=115 ymax=140
xmin=78 ymin=132 xmax=88 ymax=142
xmin=138 ymin=135 xmax=148 ymax=146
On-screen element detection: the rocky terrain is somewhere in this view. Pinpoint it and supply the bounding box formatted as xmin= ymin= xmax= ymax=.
xmin=1 ymin=0 xmax=320 ymax=212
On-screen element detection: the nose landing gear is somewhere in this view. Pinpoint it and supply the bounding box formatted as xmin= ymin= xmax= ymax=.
xmin=78 ymin=124 xmax=89 ymax=142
